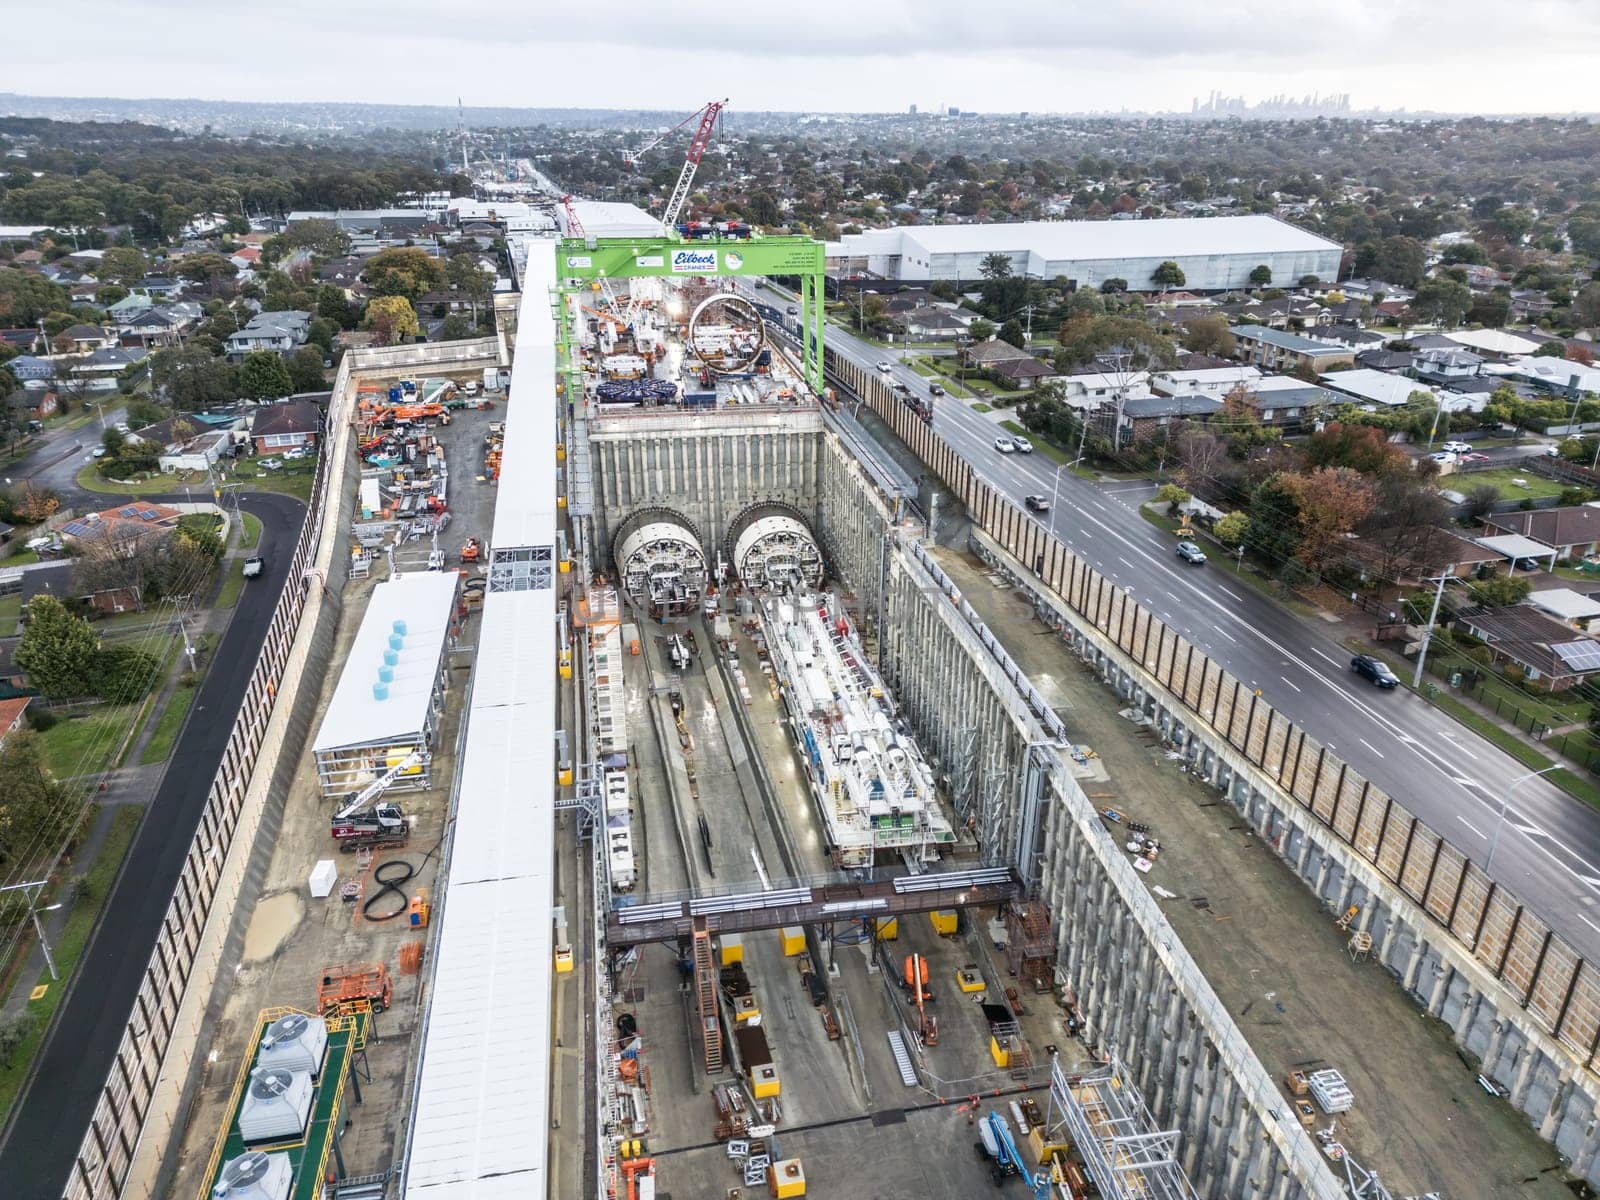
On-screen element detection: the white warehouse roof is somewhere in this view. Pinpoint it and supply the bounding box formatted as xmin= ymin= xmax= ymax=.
xmin=829 ymin=215 xmax=1339 ymax=270
xmin=1318 ymin=368 xmax=1432 ymax=408
xmin=312 ymin=571 xmax=459 ymax=753
xmin=559 ymin=199 xmax=662 ymax=239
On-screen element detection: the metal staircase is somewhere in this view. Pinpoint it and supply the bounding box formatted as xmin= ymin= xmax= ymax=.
xmin=692 ymin=917 xmax=723 ymax=1073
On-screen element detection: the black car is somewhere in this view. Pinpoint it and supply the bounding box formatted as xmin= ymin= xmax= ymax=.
xmin=1024 ymin=494 xmax=1051 ymax=513
xmin=1350 ymin=654 xmax=1399 ymax=689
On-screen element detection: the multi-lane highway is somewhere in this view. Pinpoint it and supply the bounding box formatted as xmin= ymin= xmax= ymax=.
xmin=804 ymin=310 xmax=1600 ymax=962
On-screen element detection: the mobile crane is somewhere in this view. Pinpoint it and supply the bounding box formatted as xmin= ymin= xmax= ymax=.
xmin=330 ymin=751 xmax=421 ymax=851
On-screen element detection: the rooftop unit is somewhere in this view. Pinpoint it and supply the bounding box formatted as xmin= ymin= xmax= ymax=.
xmin=760 ymin=593 xmax=955 ymax=869
xmin=254 ymin=1013 xmax=328 ymax=1079
xmin=210 ymin=1151 xmax=292 ymax=1200
xmin=237 ymin=1068 xmax=313 ymax=1144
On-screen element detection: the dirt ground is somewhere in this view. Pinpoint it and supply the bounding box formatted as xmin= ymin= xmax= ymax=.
xmin=933 ymin=545 xmax=1574 ymax=1200
xmin=164 ymin=389 xmax=504 ymax=1197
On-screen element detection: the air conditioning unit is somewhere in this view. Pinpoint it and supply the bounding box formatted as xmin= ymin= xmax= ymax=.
xmin=255 ymin=1013 xmax=328 ymax=1079
xmin=237 ymin=1067 xmax=313 ymax=1144
xmin=212 ymin=1150 xmax=291 ymax=1200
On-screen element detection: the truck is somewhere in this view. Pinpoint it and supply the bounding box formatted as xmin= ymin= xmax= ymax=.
xmin=483 ymin=366 xmax=502 ymax=394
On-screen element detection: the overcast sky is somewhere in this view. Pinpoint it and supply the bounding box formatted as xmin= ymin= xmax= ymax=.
xmin=11 ymin=1 xmax=1600 ymax=116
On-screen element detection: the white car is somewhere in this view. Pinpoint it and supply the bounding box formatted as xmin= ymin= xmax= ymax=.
xmin=1011 ymin=436 xmax=1034 ymax=454
xmin=259 ymin=458 xmax=284 ymax=471
xmin=876 ymin=361 xmax=893 ymax=372
xmin=1430 ymin=451 xmax=1457 ymax=465
xmin=1440 ymin=441 xmax=1472 ymax=454
xmin=283 ymin=446 xmax=308 ymax=461
xmin=994 ymin=436 xmax=1016 ymax=454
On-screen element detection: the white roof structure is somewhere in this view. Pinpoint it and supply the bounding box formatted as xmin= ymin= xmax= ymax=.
xmin=1151 ymin=366 xmax=1262 ymax=394
xmin=403 ymin=241 xmax=559 ymax=1199
xmin=560 ymin=199 xmax=662 ymax=239
xmin=1445 ymin=329 xmax=1543 ymax=358
xmin=311 ymin=571 xmax=460 ymax=754
xmin=1318 ymin=368 xmax=1431 ymax=408
xmin=829 ymin=215 xmax=1336 ymax=261
xmin=1475 ymin=533 xmax=1557 ymax=561
xmin=1530 ymin=588 xmax=1600 ymax=622
xmin=1510 ymin=359 xmax=1600 ymax=394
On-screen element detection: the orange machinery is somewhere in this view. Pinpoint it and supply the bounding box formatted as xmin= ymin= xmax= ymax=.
xmin=317 ymin=962 xmax=392 ymax=1015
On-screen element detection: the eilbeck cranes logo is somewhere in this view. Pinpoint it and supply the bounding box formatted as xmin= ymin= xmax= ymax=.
xmin=670 ymin=248 xmax=718 ymax=273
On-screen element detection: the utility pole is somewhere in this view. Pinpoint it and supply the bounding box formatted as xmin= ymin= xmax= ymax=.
xmin=1410 ymin=567 xmax=1456 ymax=688
xmin=0 ymin=880 xmax=62 ymax=981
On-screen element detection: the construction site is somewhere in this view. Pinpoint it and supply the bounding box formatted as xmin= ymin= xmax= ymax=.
xmin=66 ymin=97 xmax=1600 ymax=1200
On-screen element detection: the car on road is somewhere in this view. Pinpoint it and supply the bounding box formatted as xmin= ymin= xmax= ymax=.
xmin=892 ymin=381 xmax=910 ymax=394
xmin=91 ymin=446 xmax=107 ymax=458
xmin=1350 ymin=654 xmax=1399 ymax=689
xmin=928 ymin=383 xmax=945 ymax=396
xmin=1462 ymin=451 xmax=1490 ymax=463
xmin=1544 ymin=444 xmax=1562 ymax=457
xmin=241 ymin=556 xmax=264 ymax=580
xmin=1441 ymin=441 xmax=1472 ymax=454
xmin=114 ymin=421 xmax=130 ymax=433
xmin=1430 ymin=451 xmax=1458 ymax=465
xmin=876 ymin=360 xmax=893 ymax=372
xmin=994 ymin=436 xmax=1016 ymax=454
xmin=1175 ymin=541 xmax=1207 ymax=565
xmin=786 ymin=305 xmax=799 ymax=316
xmin=1024 ymin=494 xmax=1051 ymax=513
xmin=1011 ymin=435 xmax=1034 ymax=454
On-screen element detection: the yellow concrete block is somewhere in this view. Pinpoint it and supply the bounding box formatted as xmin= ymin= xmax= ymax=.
xmin=780 ymin=926 xmax=805 ymax=956
xmin=719 ymin=933 xmax=743 ymax=966
xmin=752 ymin=1063 xmax=781 ymax=1099
xmin=874 ymin=916 xmax=898 ymax=940
xmin=990 ymin=1036 xmax=1010 ymax=1069
xmin=770 ymin=1158 xmax=805 ymax=1197
xmin=734 ymin=994 xmax=760 ymax=1023
xmin=558 ymin=768 xmax=574 ymax=786
xmin=559 ymin=559 xmax=572 ymax=574
xmin=929 ymin=909 xmax=958 ymax=936
xmin=554 ymin=948 xmax=573 ymax=974
xmin=956 ymin=968 xmax=985 ymax=994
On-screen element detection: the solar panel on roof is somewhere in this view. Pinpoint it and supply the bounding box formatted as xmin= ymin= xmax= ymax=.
xmin=118 ymin=506 xmax=138 ymax=518
xmin=1554 ymin=641 xmax=1600 ymax=672
xmin=137 ymin=507 xmax=162 ymax=521
xmin=61 ymin=520 xmax=94 ymax=537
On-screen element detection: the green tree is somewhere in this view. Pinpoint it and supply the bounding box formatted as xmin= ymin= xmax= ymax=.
xmin=95 ymin=247 xmax=148 ymax=284
xmin=362 ymin=295 xmax=420 ymax=346
xmin=316 ymin=284 xmax=356 ymax=330
xmin=1410 ymin=277 xmax=1472 ymax=327
xmin=1373 ymin=236 xmax=1426 ymax=288
xmin=998 ymin=319 xmax=1026 ymax=349
xmin=1214 ymin=511 xmax=1249 ymax=547
xmin=0 ymin=732 xmax=77 ymax=867
xmin=363 ymin=247 xmax=447 ymax=302
xmin=286 ymin=346 xmax=326 ymax=392
xmin=445 ymin=255 xmax=494 ymax=322
xmin=1469 ymin=574 xmax=1532 ymax=607
xmin=100 ymin=426 xmax=126 ymax=456
xmin=1248 ymin=264 xmax=1272 ymax=287
xmin=1099 ymin=278 xmax=1128 ymax=294
xmin=968 ymin=317 xmax=996 ymax=342
xmin=979 ymin=253 xmax=1013 ymax=281
xmin=124 ymin=397 xmax=166 ymax=429
xmin=177 ymin=253 xmax=239 ymax=296
xmin=1151 ymin=261 xmax=1186 ymax=288
xmin=1574 ymin=283 xmax=1600 ymax=331
xmin=14 ymin=595 xmax=99 ymax=700
xmin=237 ymin=351 xmax=294 ymax=400
xmin=0 ymin=270 xmax=70 ymax=326
xmin=1156 ymin=483 xmax=1190 ymax=514
xmin=176 ymin=512 xmax=225 ymax=562
xmin=1182 ymin=315 xmax=1235 ymax=358
xmin=278 ymin=218 xmax=352 ymax=259
xmin=152 ymin=345 xmax=238 ymax=410
xmin=1055 ymin=314 xmax=1177 ymax=371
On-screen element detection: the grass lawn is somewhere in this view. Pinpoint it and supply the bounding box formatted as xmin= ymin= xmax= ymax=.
xmin=139 ymin=682 xmax=197 ymax=765
xmin=0 ymin=804 xmax=144 ymax=1124
xmin=36 ymin=707 xmax=138 ymax=779
xmin=77 ymin=459 xmax=315 ymax=503
xmin=908 ymin=359 xmax=936 ymax=378
xmin=0 ymin=593 xmax=20 ymax=632
xmin=239 ymin=512 xmax=263 ymax=549
xmin=970 ymin=402 xmax=993 ymax=414
xmin=216 ymin=560 xmax=249 ymax=608
xmin=921 ymin=357 xmax=976 ymax=398
xmin=3 ymin=547 xmax=41 ymax=567
xmin=1456 ymin=468 xmax=1569 ymax=501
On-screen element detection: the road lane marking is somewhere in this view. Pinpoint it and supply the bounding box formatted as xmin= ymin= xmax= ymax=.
xmin=1280 ymin=676 xmax=1302 ymax=692
xmin=1358 ymin=738 xmax=1386 ymax=758
xmin=1219 ymin=586 xmax=1244 ymax=600
xmin=1458 ymin=815 xmax=1486 ymax=839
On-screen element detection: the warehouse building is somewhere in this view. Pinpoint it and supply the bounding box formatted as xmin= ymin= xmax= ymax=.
xmin=825 ymin=214 xmax=1341 ymax=292
xmin=311 ymin=570 xmax=460 ymax=798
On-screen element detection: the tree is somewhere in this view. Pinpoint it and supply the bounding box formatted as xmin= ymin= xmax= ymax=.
xmin=14 ymin=595 xmax=98 ymax=700
xmin=1151 ymin=261 xmax=1186 ymax=289
xmin=0 ymin=732 xmax=77 ymax=869
xmin=998 ymin=319 xmax=1026 ymax=349
xmin=363 ymin=247 xmax=447 ymax=302
xmin=445 ymin=255 xmax=494 ymax=323
xmin=237 ymin=351 xmax=293 ymax=401
xmin=1055 ymin=314 xmax=1176 ymax=372
xmin=1409 ymin=277 xmax=1472 ymax=328
xmin=1469 ymin=574 xmax=1532 ymax=607
xmin=0 ymin=270 xmax=70 ymax=326
xmin=124 ymin=397 xmax=166 ymax=429
xmin=1373 ymin=236 xmax=1426 ymax=288
xmin=100 ymin=426 xmax=126 ymax=457
xmin=1214 ymin=511 xmax=1249 ymax=547
xmin=1359 ymin=471 xmax=1451 ymax=580
xmin=1156 ymin=483 xmax=1191 ymax=514
xmin=1248 ymin=264 xmax=1273 ymax=287
xmin=316 ymin=284 xmax=357 ymax=330
xmin=287 ymin=347 xmax=326 ymax=392
xmin=95 ymin=247 xmax=147 ymax=284
xmin=1464 ymin=483 xmax=1501 ymax=522
xmin=151 ymin=345 xmax=237 ymax=411
xmin=1099 ymin=278 xmax=1128 ymax=294
xmin=278 ymin=218 xmax=352 ymax=259
xmin=968 ymin=317 xmax=996 ymax=342
xmin=1182 ymin=315 xmax=1235 ymax=358
xmin=1280 ymin=467 xmax=1375 ymax=570
xmin=1303 ymin=422 xmax=1408 ymax=475
xmin=177 ymin=254 xmax=239 ymax=296
xmin=1245 ymin=474 xmax=1303 ymax=565
xmin=979 ymin=253 xmax=1013 ymax=281
xmin=5 ymin=482 xmax=59 ymax=525
xmin=362 ymin=295 xmax=420 ymax=346
xmin=1575 ymin=283 xmax=1600 ymax=331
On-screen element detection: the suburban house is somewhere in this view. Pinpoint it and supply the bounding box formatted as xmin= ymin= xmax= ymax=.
xmin=1149 ymin=366 xmax=1262 ymax=398
xmin=889 ymin=305 xmax=971 ymax=342
xmin=1482 ymin=506 xmax=1600 ymax=562
xmin=1507 ymin=360 xmax=1600 ymax=399
xmin=13 ymin=383 xmax=59 ymax=421
xmin=961 ymin=339 xmax=1035 ymax=370
xmin=61 ymin=346 xmax=147 ymax=392
xmin=1235 ymin=377 xmax=1339 ymax=426
xmin=58 ymin=504 xmax=183 ymax=611
xmin=1096 ymin=394 xmax=1221 ymax=445
xmin=1232 ymin=325 xmax=1356 ymax=373
xmin=0 ymin=328 xmax=41 ymax=353
xmin=1318 ymin=368 xmax=1432 ymax=409
xmin=986 ymin=355 xmax=1058 ymax=389
xmin=228 ymin=246 xmax=263 ymax=272
xmin=1444 ymin=329 xmax=1543 ymax=360
xmin=226 ymin=310 xmax=312 ymax=360
xmin=250 ymin=400 xmax=322 ymax=455
xmin=53 ymin=324 xmax=119 ymax=354
xmin=159 ymin=431 xmax=233 ymax=473
xmin=1052 ymin=369 xmax=1153 ymax=409
xmin=132 ymin=276 xmax=183 ymax=300
xmin=1453 ymin=604 xmax=1600 ymax=691
xmin=1412 ymin=348 xmax=1485 ymax=388
xmin=1304 ymin=324 xmax=1387 ymax=351
xmin=1527 ymin=588 xmax=1600 ymax=635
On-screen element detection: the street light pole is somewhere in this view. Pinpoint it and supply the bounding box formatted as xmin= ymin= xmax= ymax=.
xmin=1485 ymin=765 xmax=1560 ymax=876
xmin=1048 ymin=463 xmax=1065 ymax=535
xmin=0 ymin=880 xmax=61 ymax=981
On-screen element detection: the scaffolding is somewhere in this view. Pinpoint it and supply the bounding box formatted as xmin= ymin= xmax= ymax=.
xmin=1042 ymin=1054 xmax=1202 ymax=1200
xmin=1005 ymin=900 xmax=1056 ymax=993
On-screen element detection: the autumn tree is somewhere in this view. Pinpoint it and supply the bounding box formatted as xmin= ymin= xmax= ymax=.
xmin=14 ymin=595 xmax=98 ymax=699
xmin=362 ymin=295 xmax=420 ymax=346
xmin=6 ymin=482 xmax=60 ymax=525
xmin=363 ymin=247 xmax=447 ymax=302
xmin=1214 ymin=511 xmax=1249 ymax=547
xmin=1358 ymin=471 xmax=1451 ymax=581
xmin=1303 ymin=422 xmax=1408 ymax=475
xmin=1281 ymin=467 xmax=1375 ymax=571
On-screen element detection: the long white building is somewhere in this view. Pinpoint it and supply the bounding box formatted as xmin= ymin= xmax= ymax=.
xmin=826 ymin=214 xmax=1342 ymax=292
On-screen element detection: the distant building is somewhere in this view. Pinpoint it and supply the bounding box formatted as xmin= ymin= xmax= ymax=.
xmin=1232 ymin=325 xmax=1355 ymax=373
xmin=226 ymin=310 xmax=312 ymax=360
xmin=826 ymin=215 xmax=1342 ymax=292
xmin=250 ymin=400 xmax=323 ymax=455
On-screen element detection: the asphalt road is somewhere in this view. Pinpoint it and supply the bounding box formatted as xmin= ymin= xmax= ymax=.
xmin=799 ymin=307 xmax=1600 ymax=963
xmin=0 ymin=490 xmax=307 ymax=1200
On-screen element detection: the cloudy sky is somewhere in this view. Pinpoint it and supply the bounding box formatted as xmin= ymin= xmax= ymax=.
xmin=11 ymin=0 xmax=1600 ymax=115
